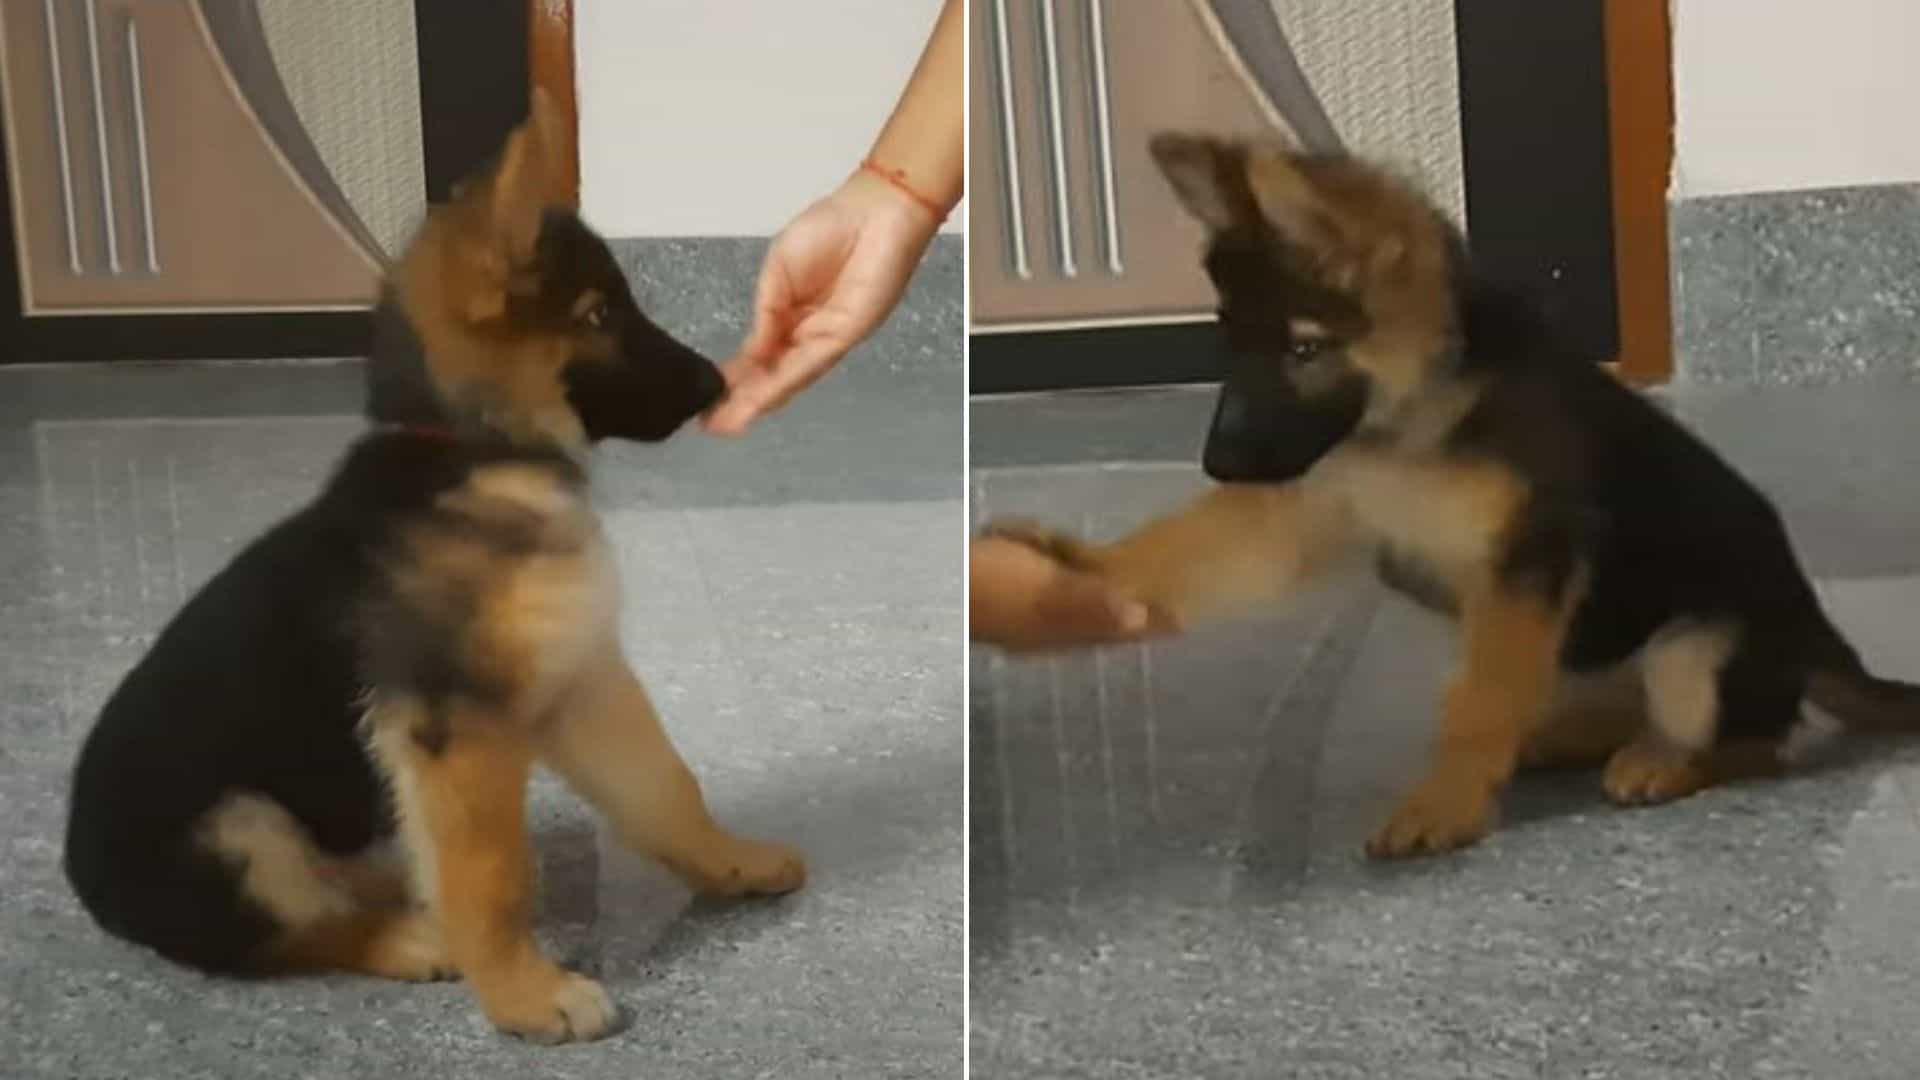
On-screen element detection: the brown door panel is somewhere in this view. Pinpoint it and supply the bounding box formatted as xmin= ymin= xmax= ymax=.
xmin=0 ymin=0 xmax=384 ymax=314
xmin=970 ymin=0 xmax=1297 ymax=330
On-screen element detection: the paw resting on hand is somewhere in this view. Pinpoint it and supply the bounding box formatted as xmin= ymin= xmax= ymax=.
xmin=978 ymin=517 xmax=1104 ymax=573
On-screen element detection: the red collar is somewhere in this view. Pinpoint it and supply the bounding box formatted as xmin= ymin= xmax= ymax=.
xmin=383 ymin=422 xmax=459 ymax=444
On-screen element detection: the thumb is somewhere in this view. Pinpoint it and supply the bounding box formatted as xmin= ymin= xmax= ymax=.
xmin=1030 ymin=573 xmax=1144 ymax=640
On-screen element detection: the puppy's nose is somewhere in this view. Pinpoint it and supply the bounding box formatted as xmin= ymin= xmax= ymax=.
xmin=695 ymin=361 xmax=727 ymax=410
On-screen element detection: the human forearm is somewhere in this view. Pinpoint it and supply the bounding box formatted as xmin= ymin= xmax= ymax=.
xmin=865 ymin=0 xmax=963 ymax=216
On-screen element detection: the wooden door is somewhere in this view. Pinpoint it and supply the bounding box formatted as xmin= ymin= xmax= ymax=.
xmin=972 ymin=0 xmax=1659 ymax=394
xmin=970 ymin=0 xmax=1306 ymax=331
xmin=0 ymin=0 xmax=536 ymax=363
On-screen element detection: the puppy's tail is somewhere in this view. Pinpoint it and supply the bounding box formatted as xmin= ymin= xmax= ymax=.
xmin=1807 ymin=632 xmax=1920 ymax=733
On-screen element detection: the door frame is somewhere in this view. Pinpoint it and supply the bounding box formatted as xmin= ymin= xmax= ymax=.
xmin=0 ymin=0 xmax=574 ymax=364
xmin=971 ymin=0 xmax=1674 ymax=394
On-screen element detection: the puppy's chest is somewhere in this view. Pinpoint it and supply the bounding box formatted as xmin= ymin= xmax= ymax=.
xmin=1374 ymin=547 xmax=1459 ymax=615
xmin=394 ymin=463 xmax=620 ymax=709
xmin=1327 ymin=445 xmax=1528 ymax=600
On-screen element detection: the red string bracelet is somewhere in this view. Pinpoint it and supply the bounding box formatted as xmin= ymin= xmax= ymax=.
xmin=860 ymin=159 xmax=947 ymax=222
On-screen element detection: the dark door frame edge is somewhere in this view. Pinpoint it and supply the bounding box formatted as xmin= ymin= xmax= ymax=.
xmin=971 ymin=322 xmax=1225 ymax=396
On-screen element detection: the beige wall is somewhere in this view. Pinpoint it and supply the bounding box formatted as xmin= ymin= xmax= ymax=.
xmin=576 ymin=0 xmax=962 ymax=237
xmin=1673 ymin=0 xmax=1920 ymax=197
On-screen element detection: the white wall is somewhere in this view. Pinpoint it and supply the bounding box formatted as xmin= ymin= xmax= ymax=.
xmin=1672 ymin=0 xmax=1920 ymax=198
xmin=577 ymin=0 xmax=960 ymax=236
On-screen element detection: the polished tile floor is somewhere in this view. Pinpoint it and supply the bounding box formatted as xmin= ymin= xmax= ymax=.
xmin=971 ymin=380 xmax=1920 ymax=1080
xmin=0 ymin=245 xmax=962 ymax=1079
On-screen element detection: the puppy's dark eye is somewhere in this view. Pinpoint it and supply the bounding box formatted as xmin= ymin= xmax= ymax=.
xmin=581 ymin=301 xmax=609 ymax=330
xmin=1289 ymin=338 xmax=1329 ymax=362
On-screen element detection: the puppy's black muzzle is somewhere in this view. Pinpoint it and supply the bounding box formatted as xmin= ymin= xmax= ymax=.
xmin=1201 ymin=357 xmax=1367 ymax=484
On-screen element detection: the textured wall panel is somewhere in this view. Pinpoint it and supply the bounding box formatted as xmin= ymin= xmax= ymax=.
xmin=1268 ymin=0 xmax=1466 ymax=225
xmin=255 ymin=0 xmax=426 ymax=257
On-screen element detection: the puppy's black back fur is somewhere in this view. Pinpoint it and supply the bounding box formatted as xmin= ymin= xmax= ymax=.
xmin=1440 ymin=283 xmax=1858 ymax=741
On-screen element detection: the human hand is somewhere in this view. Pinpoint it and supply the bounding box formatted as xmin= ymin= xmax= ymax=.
xmin=970 ymin=536 xmax=1179 ymax=653
xmin=702 ymin=171 xmax=939 ymax=435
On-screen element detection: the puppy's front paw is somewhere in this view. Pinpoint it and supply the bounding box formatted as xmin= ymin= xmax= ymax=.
xmin=480 ymin=966 xmax=618 ymax=1044
xmin=690 ymin=837 xmax=808 ymax=898
xmin=1366 ymin=772 xmax=1497 ymax=859
xmin=979 ymin=517 xmax=1104 ymax=572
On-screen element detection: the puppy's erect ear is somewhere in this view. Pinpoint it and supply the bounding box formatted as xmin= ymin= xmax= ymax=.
xmin=489 ymin=88 xmax=565 ymax=264
xmin=1243 ymin=147 xmax=1336 ymax=245
xmin=1149 ymin=132 xmax=1260 ymax=231
xmin=1252 ymin=151 xmax=1422 ymax=284
xmin=1150 ymin=133 xmax=1343 ymax=250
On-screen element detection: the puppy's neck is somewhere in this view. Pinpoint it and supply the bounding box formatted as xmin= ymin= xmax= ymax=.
xmin=365 ymin=286 xmax=454 ymax=430
xmin=363 ymin=284 xmax=588 ymax=459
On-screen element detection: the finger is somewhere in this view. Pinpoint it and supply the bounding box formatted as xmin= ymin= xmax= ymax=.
xmin=699 ymin=394 xmax=752 ymax=436
xmin=1031 ymin=575 xmax=1152 ymax=643
xmin=743 ymin=335 xmax=849 ymax=417
xmin=701 ymin=334 xmax=849 ymax=433
xmin=996 ymin=573 xmax=1178 ymax=654
xmin=697 ymin=354 xmax=752 ymax=433
xmin=701 ymin=373 xmax=783 ymax=435
xmin=727 ymin=241 xmax=801 ymax=371
xmin=703 ymin=286 xmax=803 ymax=435
xmin=736 ymin=284 xmax=790 ymax=371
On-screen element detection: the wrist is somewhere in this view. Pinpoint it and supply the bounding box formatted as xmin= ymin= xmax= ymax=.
xmin=857 ymin=122 xmax=960 ymax=222
xmin=858 ymin=159 xmax=948 ymax=222
xmin=838 ymin=168 xmax=945 ymax=237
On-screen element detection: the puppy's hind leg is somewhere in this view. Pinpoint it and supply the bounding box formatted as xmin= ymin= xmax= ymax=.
xmin=1520 ymin=664 xmax=1644 ymax=771
xmin=540 ymin=641 xmax=806 ymax=898
xmin=197 ymin=792 xmax=452 ymax=981
xmin=1603 ymin=624 xmax=1785 ymax=805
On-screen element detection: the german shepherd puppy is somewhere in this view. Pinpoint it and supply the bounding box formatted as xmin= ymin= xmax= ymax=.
xmin=62 ymin=93 xmax=804 ymax=1043
xmin=989 ymin=133 xmax=1920 ymax=859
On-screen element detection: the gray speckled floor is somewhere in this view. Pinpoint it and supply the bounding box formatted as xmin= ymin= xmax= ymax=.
xmin=0 ymin=239 xmax=961 ymax=1078
xmin=1671 ymin=184 xmax=1920 ymax=385
xmin=971 ymin=382 xmax=1920 ymax=1080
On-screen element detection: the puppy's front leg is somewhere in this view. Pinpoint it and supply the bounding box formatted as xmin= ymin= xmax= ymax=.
xmin=987 ymin=481 xmax=1353 ymax=627
xmin=1368 ymin=580 xmax=1567 ymax=858
xmin=541 ymin=642 xmax=806 ymax=897
xmin=373 ymin=711 xmax=615 ymax=1043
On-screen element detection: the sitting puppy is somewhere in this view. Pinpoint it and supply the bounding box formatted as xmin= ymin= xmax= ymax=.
xmin=989 ymin=133 xmax=1919 ymax=859
xmin=63 ymin=92 xmax=804 ymax=1043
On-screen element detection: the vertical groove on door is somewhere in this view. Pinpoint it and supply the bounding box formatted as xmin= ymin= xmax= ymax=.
xmin=38 ymin=0 xmax=79 ymax=273
xmin=124 ymin=12 xmax=157 ymax=274
xmin=1035 ymin=0 xmax=1076 ymax=277
xmin=1084 ymin=0 xmax=1122 ymax=276
xmin=80 ymin=0 xmax=117 ymax=274
xmin=984 ymin=0 xmax=1030 ymax=280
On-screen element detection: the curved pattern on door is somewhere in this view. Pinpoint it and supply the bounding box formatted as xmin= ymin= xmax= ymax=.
xmin=970 ymin=0 xmax=1465 ymax=333
xmin=0 ymin=0 xmax=422 ymax=316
